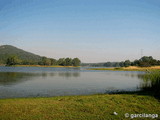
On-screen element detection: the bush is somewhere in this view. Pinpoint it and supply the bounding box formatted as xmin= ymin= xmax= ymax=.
xmin=142 ymin=71 xmax=160 ymax=98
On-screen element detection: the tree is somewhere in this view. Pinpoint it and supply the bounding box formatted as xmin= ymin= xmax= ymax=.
xmin=39 ymin=57 xmax=51 ymax=66
xmin=57 ymin=58 xmax=66 ymax=66
xmin=124 ymin=60 xmax=131 ymax=67
xmin=139 ymin=56 xmax=155 ymax=67
xmin=72 ymin=58 xmax=81 ymax=66
xmin=6 ymin=55 xmax=21 ymax=65
xmin=132 ymin=60 xmax=139 ymax=66
xmin=139 ymin=62 xmax=151 ymax=67
xmin=45 ymin=58 xmax=51 ymax=66
xmin=140 ymin=56 xmax=153 ymax=62
xmin=119 ymin=61 xmax=124 ymax=67
xmin=104 ymin=62 xmax=112 ymax=67
xmin=50 ymin=58 xmax=57 ymax=65
xmin=0 ymin=60 xmax=3 ymax=65
xmin=115 ymin=62 xmax=120 ymax=67
xmin=65 ymin=58 xmax=72 ymax=66
xmin=157 ymin=60 xmax=160 ymax=65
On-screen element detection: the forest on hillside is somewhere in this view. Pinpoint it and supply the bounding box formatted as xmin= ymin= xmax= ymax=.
xmin=5 ymin=56 xmax=81 ymax=66
xmin=0 ymin=45 xmax=81 ymax=66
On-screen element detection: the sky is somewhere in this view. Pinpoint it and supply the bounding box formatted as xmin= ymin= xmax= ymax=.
xmin=0 ymin=0 xmax=160 ymax=63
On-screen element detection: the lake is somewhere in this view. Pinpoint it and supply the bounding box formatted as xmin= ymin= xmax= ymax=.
xmin=0 ymin=66 xmax=145 ymax=98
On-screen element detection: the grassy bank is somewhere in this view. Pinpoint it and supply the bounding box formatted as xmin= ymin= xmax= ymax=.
xmin=89 ymin=66 xmax=160 ymax=71
xmin=0 ymin=94 xmax=159 ymax=120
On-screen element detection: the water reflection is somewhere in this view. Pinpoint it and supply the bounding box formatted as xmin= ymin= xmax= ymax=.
xmin=120 ymin=72 xmax=144 ymax=79
xmin=0 ymin=67 xmax=145 ymax=98
xmin=0 ymin=72 xmax=35 ymax=85
xmin=58 ymin=72 xmax=80 ymax=77
xmin=0 ymin=72 xmax=80 ymax=85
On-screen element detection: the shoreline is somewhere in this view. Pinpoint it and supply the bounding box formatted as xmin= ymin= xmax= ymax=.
xmin=0 ymin=91 xmax=153 ymax=100
xmin=1 ymin=65 xmax=80 ymax=68
xmin=1 ymin=65 xmax=160 ymax=71
xmin=88 ymin=66 xmax=160 ymax=71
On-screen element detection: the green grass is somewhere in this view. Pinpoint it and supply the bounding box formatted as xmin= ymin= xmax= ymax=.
xmin=0 ymin=94 xmax=160 ymax=120
xmin=144 ymin=70 xmax=160 ymax=81
xmin=142 ymin=70 xmax=160 ymax=99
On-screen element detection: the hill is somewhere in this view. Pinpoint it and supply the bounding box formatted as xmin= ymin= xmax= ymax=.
xmin=0 ymin=45 xmax=81 ymax=66
xmin=0 ymin=45 xmax=42 ymax=64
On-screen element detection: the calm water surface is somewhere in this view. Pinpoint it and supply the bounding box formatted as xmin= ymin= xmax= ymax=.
xmin=0 ymin=66 xmax=145 ymax=98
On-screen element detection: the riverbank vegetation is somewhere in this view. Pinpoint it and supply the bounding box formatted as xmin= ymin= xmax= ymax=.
xmin=89 ymin=66 xmax=160 ymax=71
xmin=142 ymin=70 xmax=160 ymax=99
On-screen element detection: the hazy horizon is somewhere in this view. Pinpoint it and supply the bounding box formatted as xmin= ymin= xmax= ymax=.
xmin=0 ymin=0 xmax=160 ymax=63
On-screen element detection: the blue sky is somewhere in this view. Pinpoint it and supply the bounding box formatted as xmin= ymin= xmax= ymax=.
xmin=0 ymin=0 xmax=160 ymax=62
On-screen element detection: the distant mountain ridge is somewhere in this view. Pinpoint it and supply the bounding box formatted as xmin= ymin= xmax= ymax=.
xmin=0 ymin=45 xmax=42 ymax=64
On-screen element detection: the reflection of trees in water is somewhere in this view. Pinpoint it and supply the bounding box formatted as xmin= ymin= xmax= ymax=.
xmin=49 ymin=73 xmax=57 ymax=77
xmin=0 ymin=72 xmax=37 ymax=85
xmin=122 ymin=73 xmax=145 ymax=79
xmin=108 ymin=72 xmax=145 ymax=79
xmin=73 ymin=72 xmax=79 ymax=77
xmin=104 ymin=72 xmax=145 ymax=79
xmin=58 ymin=72 xmax=80 ymax=77
xmin=40 ymin=72 xmax=80 ymax=78
xmin=137 ymin=74 xmax=145 ymax=79
xmin=0 ymin=72 xmax=80 ymax=85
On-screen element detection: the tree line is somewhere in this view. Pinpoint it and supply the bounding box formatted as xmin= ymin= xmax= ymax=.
xmin=6 ymin=56 xmax=81 ymax=66
xmin=5 ymin=55 xmax=160 ymax=67
xmin=82 ymin=56 xmax=160 ymax=67
xmin=104 ymin=56 xmax=160 ymax=67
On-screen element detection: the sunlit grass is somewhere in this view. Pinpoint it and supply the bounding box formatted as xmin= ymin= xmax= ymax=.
xmin=0 ymin=94 xmax=159 ymax=120
xmin=89 ymin=66 xmax=160 ymax=71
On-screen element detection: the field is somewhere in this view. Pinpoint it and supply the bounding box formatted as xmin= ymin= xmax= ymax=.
xmin=0 ymin=94 xmax=159 ymax=120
